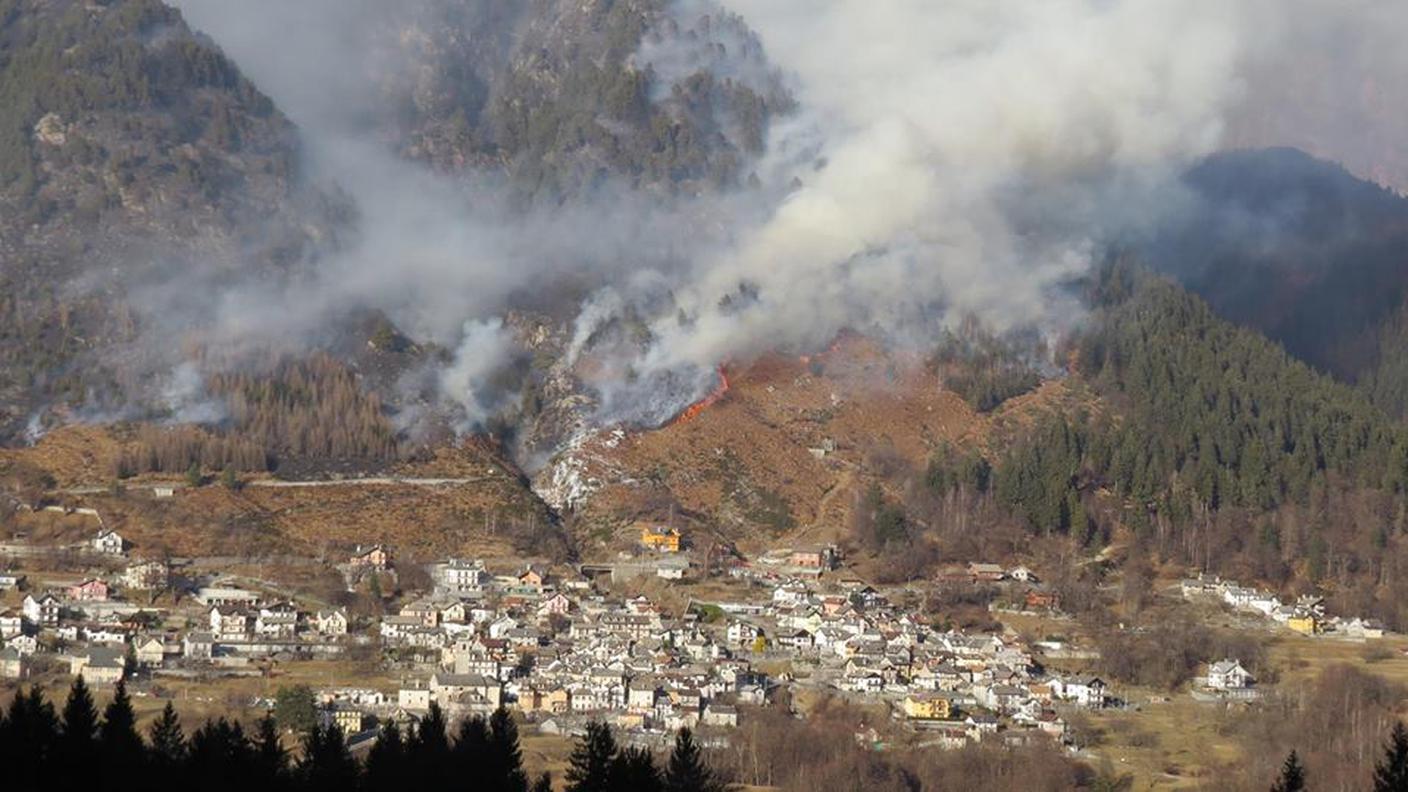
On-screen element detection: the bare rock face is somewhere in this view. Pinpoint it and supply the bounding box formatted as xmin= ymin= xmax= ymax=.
xmin=32 ymin=114 xmax=68 ymax=148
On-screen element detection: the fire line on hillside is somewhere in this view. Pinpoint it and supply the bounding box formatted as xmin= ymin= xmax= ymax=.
xmin=670 ymin=367 xmax=731 ymax=426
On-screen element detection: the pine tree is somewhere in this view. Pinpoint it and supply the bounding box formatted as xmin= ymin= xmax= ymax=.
xmin=253 ymin=711 xmax=288 ymax=786
xmin=148 ymin=701 xmax=187 ymax=769
xmin=187 ymin=718 xmax=253 ymax=790
xmin=1376 ymin=721 xmax=1408 ymax=792
xmin=5 ymin=687 xmax=59 ymax=791
xmin=489 ymin=707 xmax=529 ymax=792
xmin=453 ymin=714 xmax=491 ymax=775
xmin=609 ymin=745 xmax=662 ymax=792
xmin=407 ymin=702 xmax=451 ymax=785
xmin=59 ymin=676 xmax=100 ymax=786
xmin=298 ymin=723 xmax=357 ymax=792
xmin=365 ymin=720 xmax=406 ymax=788
xmin=532 ymin=772 xmax=554 ymax=792
xmin=99 ymin=680 xmax=143 ymax=776
xmin=566 ymin=721 xmax=619 ymax=792
xmin=1271 ymin=750 xmax=1306 ymax=792
xmin=664 ymin=727 xmax=721 ymax=792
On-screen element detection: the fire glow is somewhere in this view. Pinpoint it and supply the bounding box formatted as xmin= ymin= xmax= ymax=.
xmin=671 ymin=366 xmax=731 ymax=425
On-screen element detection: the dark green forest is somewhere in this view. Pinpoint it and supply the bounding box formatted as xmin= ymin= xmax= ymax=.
xmin=923 ymin=263 xmax=1408 ymax=627
xmin=0 ymin=677 xmax=724 ymax=792
xmin=0 ymin=0 xmax=281 ymax=196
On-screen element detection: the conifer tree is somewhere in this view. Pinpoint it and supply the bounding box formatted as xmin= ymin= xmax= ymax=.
xmin=5 ymin=687 xmax=58 ymax=791
xmin=188 ymin=717 xmax=254 ymax=791
xmin=298 ymin=723 xmax=357 ymax=792
xmin=59 ymin=676 xmax=100 ymax=786
xmin=99 ymin=680 xmax=143 ymax=776
xmin=148 ymin=701 xmax=187 ymax=769
xmin=453 ymin=714 xmax=491 ymax=775
xmin=365 ymin=720 xmax=406 ymax=787
xmin=489 ymin=707 xmax=529 ymax=792
xmin=1376 ymin=721 xmax=1408 ymax=792
xmin=1271 ymin=750 xmax=1306 ymax=792
xmin=566 ymin=721 xmax=619 ymax=792
xmin=407 ymin=702 xmax=451 ymax=785
xmin=254 ymin=711 xmax=288 ymax=787
xmin=664 ymin=727 xmax=722 ymax=792
xmin=610 ymin=745 xmax=663 ymax=792
xmin=531 ymin=772 xmax=554 ymax=792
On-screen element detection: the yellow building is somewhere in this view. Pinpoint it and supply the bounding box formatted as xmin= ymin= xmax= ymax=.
xmin=640 ymin=525 xmax=681 ymax=552
xmin=1287 ymin=615 xmax=1319 ymax=635
xmin=902 ymin=693 xmax=952 ymax=721
xmin=326 ymin=706 xmax=365 ymax=735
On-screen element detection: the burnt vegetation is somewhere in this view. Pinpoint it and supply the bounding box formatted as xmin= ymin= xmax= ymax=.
xmin=930 ymin=319 xmax=1044 ymax=412
xmin=111 ymin=354 xmax=399 ymax=477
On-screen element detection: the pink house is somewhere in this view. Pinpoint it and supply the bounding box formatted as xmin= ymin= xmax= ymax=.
xmin=68 ymin=578 xmax=110 ymax=602
xmin=539 ymin=593 xmax=573 ymax=616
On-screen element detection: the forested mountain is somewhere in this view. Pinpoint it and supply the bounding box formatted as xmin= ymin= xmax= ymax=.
xmin=0 ymin=0 xmax=334 ymax=440
xmin=392 ymin=0 xmax=793 ymax=199
xmin=925 ymin=263 xmax=1408 ymax=626
xmin=1147 ymin=148 xmax=1408 ymax=413
xmin=0 ymin=0 xmax=791 ymax=453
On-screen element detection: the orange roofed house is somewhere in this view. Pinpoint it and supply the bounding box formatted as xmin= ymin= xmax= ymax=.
xmin=350 ymin=544 xmax=392 ymax=570
xmin=640 ymin=526 xmax=681 ymax=553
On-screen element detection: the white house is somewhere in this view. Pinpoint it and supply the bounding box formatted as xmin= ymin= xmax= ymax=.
xmin=256 ymin=603 xmax=299 ymax=638
xmin=209 ymin=606 xmax=250 ymax=638
xmin=134 ymin=636 xmax=168 ymax=668
xmin=317 ymin=609 xmax=349 ymax=637
xmin=1008 ymin=566 xmax=1038 ymax=583
xmin=436 ymin=559 xmax=489 ymax=594
xmin=398 ymin=683 xmax=432 ymax=711
xmin=0 ymin=610 xmax=23 ymax=638
xmin=21 ymin=593 xmax=60 ymax=627
xmin=1206 ymin=659 xmax=1254 ymax=691
xmin=123 ymin=559 xmax=169 ymax=590
xmin=1050 ymin=675 xmax=1106 ymax=708
xmin=93 ymin=529 xmax=125 ymax=555
xmin=727 ymin=621 xmax=763 ymax=646
xmin=70 ymin=646 xmax=126 ymax=685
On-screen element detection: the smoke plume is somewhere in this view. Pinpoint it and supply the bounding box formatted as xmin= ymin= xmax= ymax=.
xmin=148 ymin=0 xmax=1408 ymax=441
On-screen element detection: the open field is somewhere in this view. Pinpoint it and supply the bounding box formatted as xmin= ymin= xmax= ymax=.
xmin=1078 ymin=632 xmax=1408 ymax=789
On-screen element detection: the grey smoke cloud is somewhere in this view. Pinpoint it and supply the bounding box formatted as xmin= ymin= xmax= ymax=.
xmin=155 ymin=0 xmax=1408 ymax=439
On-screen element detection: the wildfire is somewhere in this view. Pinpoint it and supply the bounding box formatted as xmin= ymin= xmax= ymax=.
xmin=671 ymin=366 xmax=731 ymax=426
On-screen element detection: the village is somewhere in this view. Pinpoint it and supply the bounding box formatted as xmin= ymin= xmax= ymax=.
xmin=0 ymin=512 xmax=1396 ymax=765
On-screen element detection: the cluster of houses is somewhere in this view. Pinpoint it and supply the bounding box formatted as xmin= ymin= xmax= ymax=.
xmin=707 ymin=573 xmax=1102 ymax=749
xmin=0 ymin=525 xmax=1110 ymax=753
xmin=1180 ymin=573 xmax=1387 ymax=639
xmin=368 ymin=557 xmax=748 ymax=733
xmin=0 ymin=528 xmax=356 ymax=682
xmin=283 ymin=559 xmax=1104 ymax=748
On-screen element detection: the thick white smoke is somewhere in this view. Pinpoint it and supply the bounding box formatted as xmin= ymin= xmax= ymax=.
xmin=634 ymin=0 xmax=1251 ymax=372
xmin=440 ymin=318 xmax=517 ymax=429
xmin=158 ymin=0 xmax=1408 ymax=438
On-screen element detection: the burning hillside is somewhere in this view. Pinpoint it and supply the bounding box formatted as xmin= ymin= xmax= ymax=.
xmin=670 ymin=367 xmax=731 ymax=426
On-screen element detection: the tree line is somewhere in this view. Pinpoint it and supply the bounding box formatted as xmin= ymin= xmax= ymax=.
xmin=919 ymin=262 xmax=1408 ymax=626
xmin=110 ymin=353 xmax=400 ymax=478
xmin=0 ymin=676 xmax=723 ymax=792
xmin=1270 ymin=720 xmax=1408 ymax=792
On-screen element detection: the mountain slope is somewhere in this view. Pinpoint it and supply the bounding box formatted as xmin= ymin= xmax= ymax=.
xmin=0 ymin=0 xmax=331 ymax=439
xmin=1148 ymin=148 xmax=1408 ymax=393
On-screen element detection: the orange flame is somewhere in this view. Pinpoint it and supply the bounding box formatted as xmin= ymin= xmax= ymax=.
xmin=672 ymin=366 xmax=731 ymax=426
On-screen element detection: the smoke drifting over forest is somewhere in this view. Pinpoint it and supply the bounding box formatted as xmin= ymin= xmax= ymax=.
xmin=154 ymin=0 xmax=1408 ymax=438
